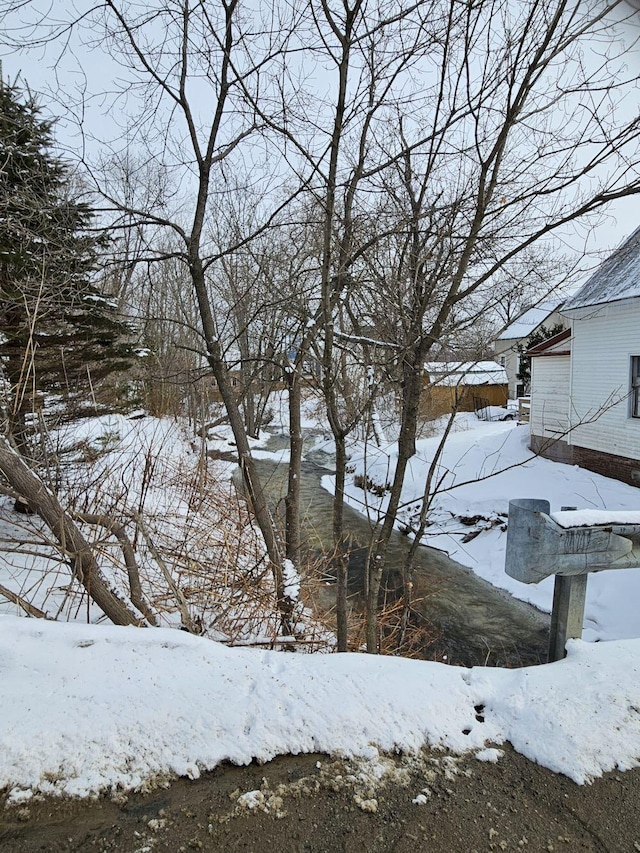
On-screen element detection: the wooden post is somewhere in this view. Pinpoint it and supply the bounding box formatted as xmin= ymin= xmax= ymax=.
xmin=548 ymin=506 xmax=587 ymax=662
xmin=548 ymin=574 xmax=588 ymax=662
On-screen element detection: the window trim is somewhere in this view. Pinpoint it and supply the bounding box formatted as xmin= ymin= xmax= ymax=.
xmin=631 ymin=356 xmax=640 ymax=418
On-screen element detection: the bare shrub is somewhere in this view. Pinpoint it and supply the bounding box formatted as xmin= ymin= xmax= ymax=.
xmin=0 ymin=416 xmax=334 ymax=650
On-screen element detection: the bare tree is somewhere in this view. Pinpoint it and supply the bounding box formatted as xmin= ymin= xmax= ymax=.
xmin=269 ymin=0 xmax=447 ymax=649
xmin=2 ymin=0 xmax=639 ymax=653
xmin=352 ymin=0 xmax=640 ymax=650
xmin=3 ymin=0 xmax=306 ymax=630
xmin=209 ymin=200 xmax=308 ymax=440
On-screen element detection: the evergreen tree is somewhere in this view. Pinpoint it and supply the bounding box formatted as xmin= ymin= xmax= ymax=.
xmin=517 ymin=322 xmax=565 ymax=390
xmin=0 ymin=79 xmax=134 ymax=448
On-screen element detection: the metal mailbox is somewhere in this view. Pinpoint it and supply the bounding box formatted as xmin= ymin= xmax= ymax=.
xmin=505 ymin=498 xmax=640 ymax=661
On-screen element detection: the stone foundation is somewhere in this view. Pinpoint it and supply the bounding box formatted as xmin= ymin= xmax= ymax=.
xmin=530 ymin=433 xmax=640 ymax=488
xmin=529 ymin=433 xmax=573 ymax=465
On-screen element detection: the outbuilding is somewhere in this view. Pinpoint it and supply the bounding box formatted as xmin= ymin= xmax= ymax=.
xmin=422 ymin=361 xmax=508 ymax=419
xmin=493 ymin=299 xmax=566 ymax=398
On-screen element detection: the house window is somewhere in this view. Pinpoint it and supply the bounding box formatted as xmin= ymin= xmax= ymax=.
xmin=631 ymin=357 xmax=640 ymax=418
xmin=499 ymin=355 xmax=506 ymax=367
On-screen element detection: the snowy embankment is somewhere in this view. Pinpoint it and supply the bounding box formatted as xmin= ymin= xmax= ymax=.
xmin=329 ymin=416 xmax=640 ymax=642
xmin=1 ymin=615 xmax=639 ymax=798
xmin=0 ymin=414 xmax=326 ymax=646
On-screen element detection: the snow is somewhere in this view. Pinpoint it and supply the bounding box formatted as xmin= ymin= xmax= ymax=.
xmin=282 ymin=559 xmax=301 ymax=601
xmin=551 ymin=509 xmax=640 ymax=529
xmin=82 ymin=293 xmax=118 ymax=309
xmin=0 ymin=414 xmax=326 ymax=645
xmin=563 ymin=224 xmax=640 ymax=310
xmin=0 ymin=616 xmax=639 ymax=798
xmin=497 ymin=298 xmax=564 ymax=341
xmin=237 ymin=790 xmax=266 ymax=810
xmin=333 ymin=414 xmax=640 ymax=642
xmin=474 ymin=748 xmax=503 ymax=763
xmin=424 ymin=360 xmax=507 ymax=386
xmin=2 ymin=403 xmax=640 ymax=800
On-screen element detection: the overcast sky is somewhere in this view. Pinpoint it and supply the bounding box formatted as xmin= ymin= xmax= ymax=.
xmin=1 ymin=0 xmax=638 ymax=261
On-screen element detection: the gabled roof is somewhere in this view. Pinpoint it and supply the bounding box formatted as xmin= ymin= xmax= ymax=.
xmin=563 ymin=224 xmax=640 ymax=310
xmin=497 ymin=298 xmax=564 ymax=341
xmin=526 ymin=328 xmax=571 ymax=357
xmin=424 ymin=361 xmax=508 ymax=386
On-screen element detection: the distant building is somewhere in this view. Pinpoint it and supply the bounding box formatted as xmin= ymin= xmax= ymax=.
xmin=422 ymin=361 xmax=508 ymax=418
xmin=493 ymin=299 xmax=566 ymax=398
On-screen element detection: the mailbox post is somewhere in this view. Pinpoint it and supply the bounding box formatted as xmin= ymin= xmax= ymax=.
xmin=505 ymin=499 xmax=640 ymax=662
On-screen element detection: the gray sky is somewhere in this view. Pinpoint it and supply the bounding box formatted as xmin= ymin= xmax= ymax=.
xmin=1 ymin=0 xmax=638 ymax=263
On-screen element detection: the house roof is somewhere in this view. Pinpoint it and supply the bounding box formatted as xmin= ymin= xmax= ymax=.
xmin=563 ymin=224 xmax=640 ymax=310
xmin=424 ymin=361 xmax=508 ymax=387
xmin=526 ymin=328 xmax=571 ymax=357
xmin=497 ymin=298 xmax=564 ymax=341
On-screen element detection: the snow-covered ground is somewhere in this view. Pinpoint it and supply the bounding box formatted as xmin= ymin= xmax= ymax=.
xmin=326 ymin=414 xmax=640 ymax=643
xmin=2 ymin=404 xmax=640 ymax=800
xmin=1 ymin=615 xmax=639 ymax=798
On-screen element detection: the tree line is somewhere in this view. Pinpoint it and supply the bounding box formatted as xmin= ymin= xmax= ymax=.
xmin=0 ymin=0 xmax=639 ymax=651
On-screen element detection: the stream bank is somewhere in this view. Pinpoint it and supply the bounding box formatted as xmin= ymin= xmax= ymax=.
xmin=253 ymin=435 xmax=549 ymax=667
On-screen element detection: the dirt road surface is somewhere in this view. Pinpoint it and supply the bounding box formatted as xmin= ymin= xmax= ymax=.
xmin=2 ymin=745 xmax=639 ymax=852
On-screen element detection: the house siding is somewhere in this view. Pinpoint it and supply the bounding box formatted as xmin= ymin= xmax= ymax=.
xmin=567 ymin=300 xmax=640 ymax=463
xmin=493 ymin=340 xmax=521 ymax=399
xmin=530 ymin=354 xmax=570 ymax=440
xmin=495 ymin=308 xmax=566 ymax=398
xmin=527 ymin=226 xmax=640 ymax=488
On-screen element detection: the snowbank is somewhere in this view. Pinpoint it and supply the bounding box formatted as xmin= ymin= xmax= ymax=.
xmin=1 ymin=616 xmax=639 ymax=798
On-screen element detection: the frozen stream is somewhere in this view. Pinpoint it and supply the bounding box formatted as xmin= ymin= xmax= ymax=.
xmin=252 ymin=435 xmax=549 ymax=667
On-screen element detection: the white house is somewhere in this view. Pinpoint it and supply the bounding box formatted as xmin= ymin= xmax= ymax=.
xmin=494 ymin=298 xmax=566 ymax=398
xmin=529 ymin=224 xmax=640 ymax=486
xmin=527 ymin=328 xmax=572 ymax=461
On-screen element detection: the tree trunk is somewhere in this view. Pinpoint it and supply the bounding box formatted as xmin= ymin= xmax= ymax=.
xmin=365 ymin=347 xmax=425 ymax=652
xmin=77 ymin=512 xmax=158 ymax=626
xmin=188 ymin=256 xmax=291 ymax=633
xmin=334 ymin=433 xmax=349 ymax=652
xmin=5 ymin=340 xmax=31 ymax=455
xmin=238 ymin=327 xmax=257 ymax=438
xmin=0 ymin=438 xmax=141 ymax=626
xmin=284 ymin=365 xmax=302 ymax=566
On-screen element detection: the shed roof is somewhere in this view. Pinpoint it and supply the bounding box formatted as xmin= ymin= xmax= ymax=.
xmin=424 ymin=361 xmax=508 ymax=387
xmin=526 ymin=328 xmax=571 ymax=357
xmin=563 ymin=224 xmax=640 ymax=310
xmin=497 ymin=298 xmax=564 ymax=341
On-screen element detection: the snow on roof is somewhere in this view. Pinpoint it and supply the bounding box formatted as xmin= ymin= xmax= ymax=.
xmin=424 ymin=361 xmax=508 ymax=386
xmin=563 ymin=225 xmax=640 ymax=310
xmin=497 ymin=298 xmax=565 ymax=341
